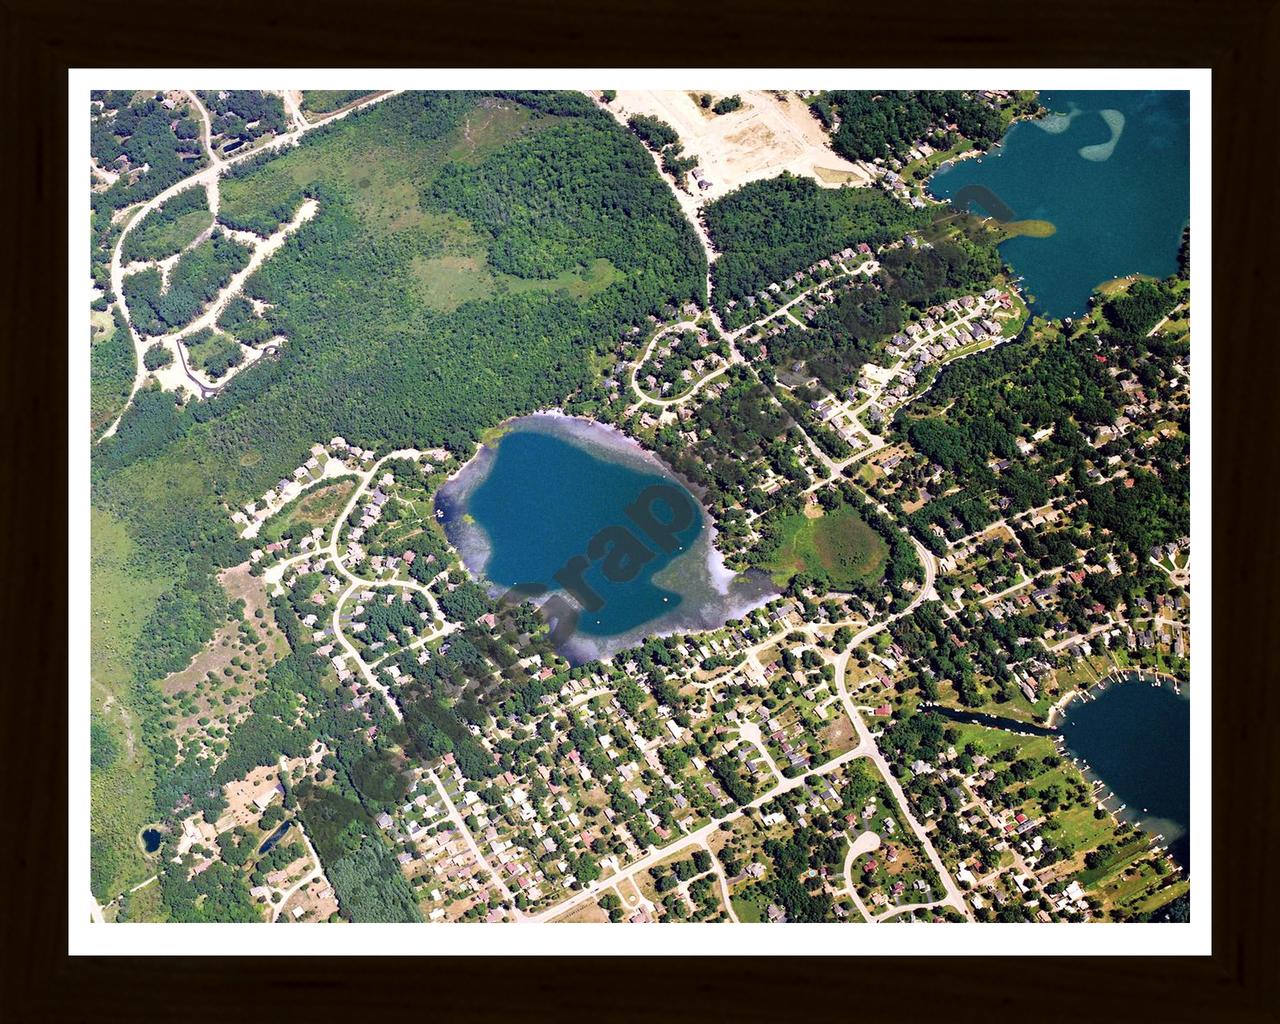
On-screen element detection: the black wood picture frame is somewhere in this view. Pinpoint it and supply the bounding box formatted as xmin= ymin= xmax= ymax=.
xmin=3 ymin=0 xmax=1274 ymax=1018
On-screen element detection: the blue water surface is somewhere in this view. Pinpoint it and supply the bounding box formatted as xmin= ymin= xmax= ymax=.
xmin=928 ymin=90 xmax=1190 ymax=317
xmin=464 ymin=426 xmax=703 ymax=639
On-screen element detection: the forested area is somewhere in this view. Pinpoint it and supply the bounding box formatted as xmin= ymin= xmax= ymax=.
xmin=185 ymin=328 xmax=244 ymax=379
xmin=217 ymin=294 xmax=276 ymax=346
xmin=121 ymin=185 xmax=212 ymax=264
xmin=326 ymin=833 xmax=423 ymax=922
xmin=1102 ymin=279 xmax=1179 ymax=335
xmin=91 ymin=93 xmax=709 ymax=914
xmin=159 ymin=857 xmax=260 ymax=922
xmin=702 ymin=173 xmax=927 ymax=305
xmin=198 ymin=90 xmax=287 ymax=147
xmin=122 ymin=231 xmax=252 ymax=335
xmin=295 ymin=764 xmax=419 ymax=922
xmin=89 ymin=311 xmax=135 ymax=438
xmin=431 ymin=118 xmax=705 ymax=290
xmin=810 ymin=91 xmax=1004 ymax=163
xmin=626 ymin=114 xmax=679 ymax=151
xmin=218 ymin=150 xmax=310 ymax=235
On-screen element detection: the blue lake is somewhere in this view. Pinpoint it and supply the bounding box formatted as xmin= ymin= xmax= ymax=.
xmin=436 ymin=414 xmax=776 ymax=662
xmin=1059 ymin=676 xmax=1191 ymax=867
xmin=928 ymin=675 xmax=1191 ymax=868
xmin=928 ymin=90 xmax=1190 ymax=318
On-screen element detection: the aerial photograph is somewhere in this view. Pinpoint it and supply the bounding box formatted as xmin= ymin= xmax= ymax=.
xmin=83 ymin=81 xmax=1196 ymax=940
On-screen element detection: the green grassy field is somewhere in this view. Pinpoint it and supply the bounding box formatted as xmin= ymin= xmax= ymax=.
xmin=90 ymin=507 xmax=170 ymax=901
xmin=259 ymin=477 xmax=357 ymax=545
xmin=765 ymin=505 xmax=889 ymax=589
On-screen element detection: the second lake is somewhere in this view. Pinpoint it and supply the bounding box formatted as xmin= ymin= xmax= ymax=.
xmin=928 ymin=90 xmax=1190 ymax=318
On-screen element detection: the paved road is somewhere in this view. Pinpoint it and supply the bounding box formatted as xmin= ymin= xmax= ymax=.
xmin=523 ymin=736 xmax=871 ymax=924
xmin=426 ymin=768 xmax=518 ymax=909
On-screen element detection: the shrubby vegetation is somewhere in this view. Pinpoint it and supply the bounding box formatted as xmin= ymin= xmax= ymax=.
xmin=143 ymin=343 xmax=172 ymax=371
xmin=703 ymin=173 xmax=927 ymax=305
xmin=158 ymin=855 xmax=260 ymax=922
xmin=325 ymin=833 xmax=423 ymax=922
xmin=624 ymin=114 xmax=699 ymax=188
xmin=185 ymin=328 xmax=244 ymax=380
xmin=301 ymin=90 xmax=374 ymax=115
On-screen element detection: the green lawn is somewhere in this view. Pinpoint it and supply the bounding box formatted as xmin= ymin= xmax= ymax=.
xmin=764 ymin=505 xmax=889 ymax=590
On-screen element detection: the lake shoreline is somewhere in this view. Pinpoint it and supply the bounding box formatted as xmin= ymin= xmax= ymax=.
xmin=930 ymin=668 xmax=1191 ymax=870
xmin=926 ymin=90 xmax=1191 ymax=318
xmin=435 ymin=410 xmax=779 ymax=664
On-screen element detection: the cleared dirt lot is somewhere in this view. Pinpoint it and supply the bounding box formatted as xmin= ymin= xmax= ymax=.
xmin=608 ymin=90 xmax=872 ymax=205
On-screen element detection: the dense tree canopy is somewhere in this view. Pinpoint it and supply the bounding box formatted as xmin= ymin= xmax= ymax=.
xmin=703 ymin=173 xmax=927 ymax=305
xmin=811 ymin=90 xmax=1003 ymax=163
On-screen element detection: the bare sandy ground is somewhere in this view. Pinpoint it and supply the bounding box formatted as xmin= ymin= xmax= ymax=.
xmin=609 ymin=90 xmax=872 ymax=204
